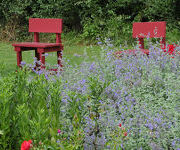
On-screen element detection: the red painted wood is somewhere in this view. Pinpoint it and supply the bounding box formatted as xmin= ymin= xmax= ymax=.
xmin=38 ymin=49 xmax=45 ymax=69
xmin=35 ymin=50 xmax=40 ymax=68
xmin=160 ymin=37 xmax=166 ymax=49
xmin=133 ymin=21 xmax=166 ymax=51
xmin=12 ymin=42 xmax=62 ymax=48
xmin=14 ymin=47 xmax=21 ymax=52
xmin=115 ymin=21 xmax=166 ymax=58
xmin=35 ymin=50 xmax=39 ymax=60
xmin=34 ymin=32 xmax=39 ymax=42
xmin=29 ymin=18 xmax=62 ymax=33
xmin=138 ymin=38 xmax=144 ymax=49
xmin=133 ymin=21 xmax=166 ymax=38
xmin=57 ymin=51 xmax=62 ymax=67
xmin=12 ymin=18 xmax=63 ymax=70
xmin=56 ymin=33 xmax=61 ymax=43
xmin=17 ymin=51 xmax=22 ymax=67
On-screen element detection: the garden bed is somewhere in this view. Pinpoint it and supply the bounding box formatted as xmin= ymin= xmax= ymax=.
xmin=0 ymin=40 xmax=180 ymax=149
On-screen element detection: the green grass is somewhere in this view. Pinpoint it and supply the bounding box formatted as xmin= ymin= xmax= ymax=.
xmin=0 ymin=42 xmax=102 ymax=76
xmin=0 ymin=30 xmax=179 ymax=76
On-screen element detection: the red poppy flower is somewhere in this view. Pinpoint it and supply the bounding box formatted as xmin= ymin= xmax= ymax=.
xmin=119 ymin=123 xmax=122 ymax=127
xmin=168 ymin=44 xmax=175 ymax=55
xmin=21 ymin=140 xmax=32 ymax=150
xmin=124 ymin=132 xmax=127 ymax=137
xmin=162 ymin=44 xmax=176 ymax=55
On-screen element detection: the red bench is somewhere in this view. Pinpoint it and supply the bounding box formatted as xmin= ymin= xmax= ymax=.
xmin=12 ymin=18 xmax=63 ymax=70
xmin=115 ymin=21 xmax=166 ymax=57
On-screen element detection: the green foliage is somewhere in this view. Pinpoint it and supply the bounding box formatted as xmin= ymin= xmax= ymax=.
xmin=166 ymin=28 xmax=180 ymax=43
xmin=0 ymin=0 xmax=179 ymax=42
xmin=0 ymin=39 xmax=180 ymax=149
xmin=142 ymin=0 xmax=176 ymax=21
xmin=0 ymin=73 xmax=16 ymax=149
xmin=81 ymin=20 xmax=101 ymax=41
xmin=0 ymin=69 xmax=63 ymax=149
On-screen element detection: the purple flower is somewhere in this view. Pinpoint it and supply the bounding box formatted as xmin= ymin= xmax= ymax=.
xmin=172 ymin=140 xmax=176 ymax=147
xmin=145 ymin=123 xmax=153 ymax=130
xmin=97 ymin=41 xmax=102 ymax=45
xmin=89 ymin=62 xmax=96 ymax=72
xmin=107 ymin=43 xmax=113 ymax=47
xmin=20 ymin=61 xmax=26 ymax=67
xmin=45 ymin=74 xmax=49 ymax=80
xmin=37 ymin=70 xmax=43 ymax=75
xmin=57 ymin=140 xmax=60 ymax=143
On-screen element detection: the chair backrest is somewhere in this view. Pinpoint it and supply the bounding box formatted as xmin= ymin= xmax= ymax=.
xmin=29 ymin=18 xmax=63 ymax=43
xmin=29 ymin=18 xmax=62 ymax=33
xmin=132 ymin=21 xmax=166 ymax=49
xmin=133 ymin=21 xmax=166 ymax=38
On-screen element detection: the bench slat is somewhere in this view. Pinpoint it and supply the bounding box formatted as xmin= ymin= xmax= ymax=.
xmin=12 ymin=42 xmax=62 ymax=48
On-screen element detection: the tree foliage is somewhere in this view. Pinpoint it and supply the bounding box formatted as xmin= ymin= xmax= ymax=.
xmin=0 ymin=0 xmax=179 ymax=41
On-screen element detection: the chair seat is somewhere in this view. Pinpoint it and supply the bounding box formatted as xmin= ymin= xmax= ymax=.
xmin=12 ymin=42 xmax=63 ymax=48
xmin=115 ymin=49 xmax=149 ymax=57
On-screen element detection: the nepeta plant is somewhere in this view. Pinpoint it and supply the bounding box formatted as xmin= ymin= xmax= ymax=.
xmin=0 ymin=39 xmax=180 ymax=149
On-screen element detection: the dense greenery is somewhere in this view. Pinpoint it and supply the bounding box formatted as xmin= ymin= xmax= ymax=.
xmin=0 ymin=40 xmax=180 ymax=149
xmin=0 ymin=1 xmax=180 ymax=148
xmin=0 ymin=0 xmax=180 ymax=42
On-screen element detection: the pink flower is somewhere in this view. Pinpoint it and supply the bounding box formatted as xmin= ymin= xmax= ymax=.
xmin=57 ymin=129 xmax=61 ymax=134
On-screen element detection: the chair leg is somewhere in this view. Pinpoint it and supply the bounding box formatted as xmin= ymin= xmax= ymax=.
xmin=39 ymin=52 xmax=45 ymax=69
xmin=35 ymin=50 xmax=40 ymax=68
xmin=138 ymin=38 xmax=144 ymax=49
xmin=37 ymin=48 xmax=45 ymax=70
xmin=16 ymin=51 xmax=22 ymax=67
xmin=160 ymin=37 xmax=166 ymax=49
xmin=35 ymin=49 xmax=40 ymax=60
xmin=57 ymin=51 xmax=62 ymax=67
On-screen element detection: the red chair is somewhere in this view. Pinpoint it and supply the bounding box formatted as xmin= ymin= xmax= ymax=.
xmin=116 ymin=21 xmax=166 ymax=57
xmin=12 ymin=18 xmax=63 ymax=70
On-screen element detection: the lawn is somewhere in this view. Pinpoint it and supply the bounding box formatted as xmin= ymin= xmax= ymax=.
xmin=0 ymin=42 xmax=102 ymax=76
